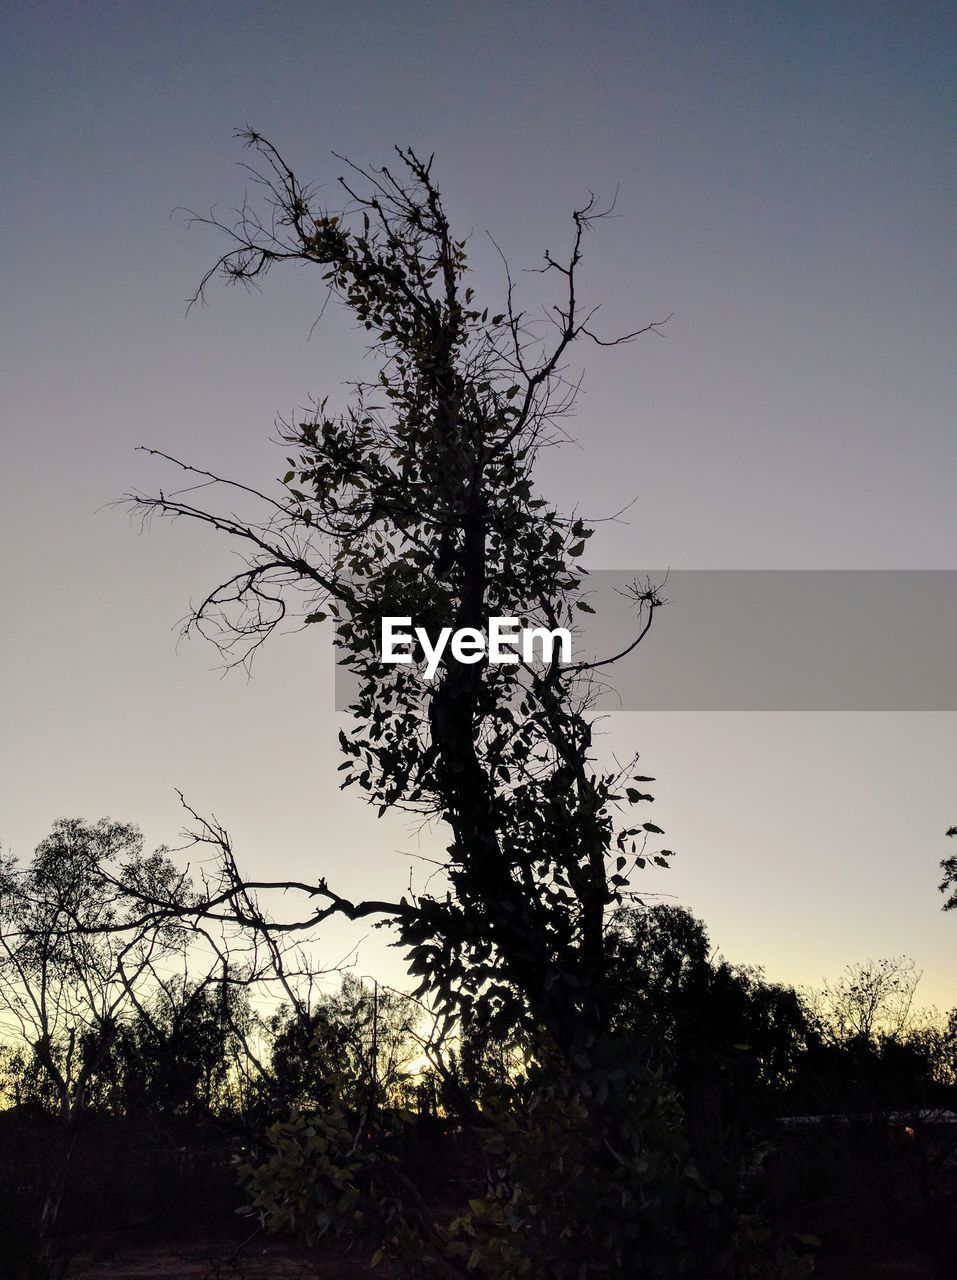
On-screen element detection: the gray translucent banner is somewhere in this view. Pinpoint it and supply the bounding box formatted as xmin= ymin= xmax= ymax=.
xmin=334 ymin=571 xmax=957 ymax=711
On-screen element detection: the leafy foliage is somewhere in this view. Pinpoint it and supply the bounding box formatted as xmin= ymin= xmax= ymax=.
xmin=132 ymin=132 xmax=670 ymax=1060
xmin=441 ymin=1064 xmax=813 ymax=1280
xmin=0 ymin=819 xmax=187 ymax=1120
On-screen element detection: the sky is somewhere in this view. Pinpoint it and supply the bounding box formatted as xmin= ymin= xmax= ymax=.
xmin=2 ymin=1 xmax=956 ymax=1007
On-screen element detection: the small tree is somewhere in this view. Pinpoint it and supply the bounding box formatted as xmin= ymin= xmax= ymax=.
xmin=0 ymin=818 xmax=187 ymax=1121
xmin=813 ymin=957 xmax=922 ymax=1045
xmin=262 ymin=974 xmax=419 ymax=1115
xmin=115 ymin=969 xmax=256 ymax=1117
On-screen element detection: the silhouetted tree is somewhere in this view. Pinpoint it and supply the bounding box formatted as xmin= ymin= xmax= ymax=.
xmin=938 ymin=823 xmax=957 ymax=909
xmin=0 ymin=819 xmax=187 ymax=1122
xmin=608 ymin=905 xmax=808 ymax=1102
xmin=127 ymin=131 xmax=672 ymax=1064
xmin=813 ymin=956 xmax=921 ymax=1043
xmin=260 ymin=974 xmax=419 ymax=1115
xmin=791 ymin=958 xmax=947 ymax=1115
xmin=123 ymin=133 xmax=823 ymax=1278
xmin=115 ymin=971 xmax=254 ymax=1117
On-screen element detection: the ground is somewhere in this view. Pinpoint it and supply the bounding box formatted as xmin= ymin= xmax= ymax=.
xmin=55 ymin=1228 xmax=368 ymax=1280
xmin=59 ymin=1237 xmax=945 ymax=1280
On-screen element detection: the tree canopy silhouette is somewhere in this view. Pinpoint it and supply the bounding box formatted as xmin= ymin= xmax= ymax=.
xmin=129 ymin=131 xmax=671 ymax=1062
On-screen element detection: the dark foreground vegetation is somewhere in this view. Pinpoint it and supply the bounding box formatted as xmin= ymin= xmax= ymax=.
xmin=2 ymin=822 xmax=956 ymax=1278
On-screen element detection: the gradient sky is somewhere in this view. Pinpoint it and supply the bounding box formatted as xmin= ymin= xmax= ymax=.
xmin=2 ymin=1 xmax=956 ymax=1007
